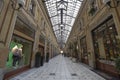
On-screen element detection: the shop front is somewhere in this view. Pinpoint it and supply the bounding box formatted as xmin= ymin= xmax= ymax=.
xmin=92 ymin=16 xmax=119 ymax=76
xmin=6 ymin=35 xmax=33 ymax=69
xmin=4 ymin=17 xmax=35 ymax=79
xmin=80 ymin=36 xmax=89 ymax=65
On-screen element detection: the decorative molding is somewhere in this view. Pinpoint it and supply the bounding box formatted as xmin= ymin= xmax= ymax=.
xmin=13 ymin=30 xmax=34 ymax=42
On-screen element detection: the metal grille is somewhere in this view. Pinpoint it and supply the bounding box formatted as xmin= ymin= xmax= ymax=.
xmin=49 ymin=73 xmax=56 ymax=76
xmin=71 ymin=73 xmax=77 ymax=76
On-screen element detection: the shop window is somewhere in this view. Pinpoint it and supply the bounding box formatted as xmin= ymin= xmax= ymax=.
xmin=6 ymin=35 xmax=33 ymax=69
xmin=92 ymin=18 xmax=119 ymax=61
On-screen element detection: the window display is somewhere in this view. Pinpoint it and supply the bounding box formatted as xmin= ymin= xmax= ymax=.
xmin=92 ymin=18 xmax=119 ymax=61
xmin=6 ymin=35 xmax=33 ymax=69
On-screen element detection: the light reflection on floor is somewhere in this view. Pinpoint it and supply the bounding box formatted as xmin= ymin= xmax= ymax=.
xmin=10 ymin=55 xmax=106 ymax=80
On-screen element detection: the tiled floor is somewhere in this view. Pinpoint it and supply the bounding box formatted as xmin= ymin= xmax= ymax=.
xmin=10 ymin=55 xmax=106 ymax=80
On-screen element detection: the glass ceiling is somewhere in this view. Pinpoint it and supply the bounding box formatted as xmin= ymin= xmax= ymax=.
xmin=43 ymin=0 xmax=83 ymax=47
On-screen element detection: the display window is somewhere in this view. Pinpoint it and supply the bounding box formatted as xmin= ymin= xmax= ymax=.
xmin=6 ymin=35 xmax=33 ymax=69
xmin=92 ymin=18 xmax=119 ymax=61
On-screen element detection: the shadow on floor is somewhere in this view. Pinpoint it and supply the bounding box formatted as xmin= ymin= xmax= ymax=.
xmin=90 ymin=69 xmax=120 ymax=80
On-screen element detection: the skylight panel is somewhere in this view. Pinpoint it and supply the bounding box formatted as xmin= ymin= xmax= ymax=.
xmin=44 ymin=0 xmax=83 ymax=47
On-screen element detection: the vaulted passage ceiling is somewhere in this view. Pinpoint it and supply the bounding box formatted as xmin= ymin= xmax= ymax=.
xmin=43 ymin=0 xmax=83 ymax=48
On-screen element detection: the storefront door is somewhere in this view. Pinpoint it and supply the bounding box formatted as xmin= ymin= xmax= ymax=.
xmin=80 ymin=37 xmax=89 ymax=65
xmin=92 ymin=17 xmax=119 ymax=69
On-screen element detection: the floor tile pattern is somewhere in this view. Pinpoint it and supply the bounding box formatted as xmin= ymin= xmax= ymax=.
xmin=10 ymin=55 xmax=106 ymax=80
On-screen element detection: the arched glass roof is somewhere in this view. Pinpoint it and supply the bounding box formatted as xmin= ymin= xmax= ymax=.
xmin=43 ymin=0 xmax=83 ymax=48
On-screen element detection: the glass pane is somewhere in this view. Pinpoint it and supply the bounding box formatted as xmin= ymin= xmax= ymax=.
xmin=44 ymin=0 xmax=83 ymax=45
xmin=6 ymin=35 xmax=32 ymax=69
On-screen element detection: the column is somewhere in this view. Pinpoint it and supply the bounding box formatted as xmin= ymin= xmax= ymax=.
xmin=0 ymin=1 xmax=18 ymax=79
xmin=44 ymin=38 xmax=47 ymax=62
xmin=31 ymin=28 xmax=40 ymax=67
xmin=112 ymin=1 xmax=120 ymax=35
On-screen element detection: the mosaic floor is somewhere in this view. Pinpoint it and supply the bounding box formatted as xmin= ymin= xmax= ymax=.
xmin=10 ymin=55 xmax=106 ymax=80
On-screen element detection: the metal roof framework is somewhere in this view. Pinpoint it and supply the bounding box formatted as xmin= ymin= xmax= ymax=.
xmin=43 ymin=0 xmax=83 ymax=48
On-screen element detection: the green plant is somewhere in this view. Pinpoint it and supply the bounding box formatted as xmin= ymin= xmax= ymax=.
xmin=115 ymin=56 xmax=120 ymax=73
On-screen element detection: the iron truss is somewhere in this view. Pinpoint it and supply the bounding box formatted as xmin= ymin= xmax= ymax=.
xmin=43 ymin=0 xmax=83 ymax=48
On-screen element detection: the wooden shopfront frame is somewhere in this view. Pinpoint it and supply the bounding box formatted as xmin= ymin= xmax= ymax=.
xmin=4 ymin=17 xmax=35 ymax=80
xmin=92 ymin=16 xmax=119 ymax=77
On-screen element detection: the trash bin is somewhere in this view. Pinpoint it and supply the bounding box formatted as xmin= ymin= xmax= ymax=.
xmin=40 ymin=56 xmax=44 ymax=66
xmin=46 ymin=52 xmax=49 ymax=62
xmin=35 ymin=52 xmax=41 ymax=67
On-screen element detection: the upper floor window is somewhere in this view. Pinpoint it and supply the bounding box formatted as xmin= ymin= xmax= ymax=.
xmin=29 ymin=0 xmax=36 ymax=16
xmin=88 ymin=0 xmax=98 ymax=16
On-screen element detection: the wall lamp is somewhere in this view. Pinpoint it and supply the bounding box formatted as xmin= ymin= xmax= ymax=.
xmin=103 ymin=0 xmax=120 ymax=8
xmin=11 ymin=0 xmax=25 ymax=10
